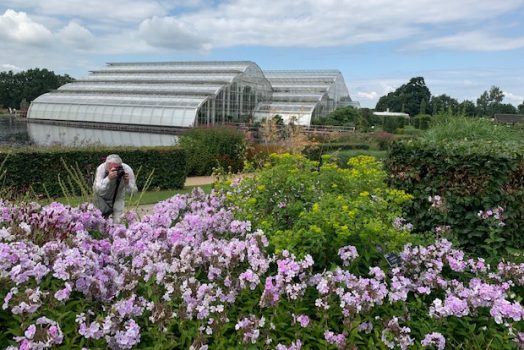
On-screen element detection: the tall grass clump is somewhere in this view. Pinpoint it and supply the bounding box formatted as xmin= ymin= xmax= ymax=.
xmin=178 ymin=126 xmax=246 ymax=176
xmin=0 ymin=153 xmax=10 ymax=199
xmin=424 ymin=115 xmax=522 ymax=143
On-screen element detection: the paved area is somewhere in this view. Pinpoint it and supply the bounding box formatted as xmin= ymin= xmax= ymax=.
xmin=134 ymin=175 xmax=215 ymax=216
xmin=184 ymin=175 xmax=215 ymax=187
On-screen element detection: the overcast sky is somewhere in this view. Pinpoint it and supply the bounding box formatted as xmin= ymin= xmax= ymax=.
xmin=1 ymin=0 xmax=523 ymax=108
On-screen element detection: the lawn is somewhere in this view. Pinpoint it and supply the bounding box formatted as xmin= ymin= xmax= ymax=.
xmin=40 ymin=184 xmax=213 ymax=207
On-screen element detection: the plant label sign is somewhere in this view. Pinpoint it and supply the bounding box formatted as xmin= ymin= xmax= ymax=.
xmin=384 ymin=252 xmax=401 ymax=267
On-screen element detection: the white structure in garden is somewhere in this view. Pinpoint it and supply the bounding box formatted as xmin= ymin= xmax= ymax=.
xmin=27 ymin=61 xmax=354 ymax=127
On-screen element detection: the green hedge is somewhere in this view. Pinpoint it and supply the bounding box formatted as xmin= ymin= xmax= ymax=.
xmin=178 ymin=127 xmax=246 ymax=176
xmin=303 ymin=143 xmax=370 ymax=163
xmin=385 ymin=139 xmax=524 ymax=256
xmin=0 ymin=146 xmax=187 ymax=197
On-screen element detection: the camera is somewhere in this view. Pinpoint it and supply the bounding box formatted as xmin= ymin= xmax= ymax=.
xmin=116 ymin=165 xmax=125 ymax=179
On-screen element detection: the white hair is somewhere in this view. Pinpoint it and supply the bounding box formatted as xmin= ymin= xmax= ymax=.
xmin=105 ymin=154 xmax=122 ymax=164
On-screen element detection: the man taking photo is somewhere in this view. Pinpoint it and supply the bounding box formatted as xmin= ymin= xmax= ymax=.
xmin=93 ymin=154 xmax=137 ymax=223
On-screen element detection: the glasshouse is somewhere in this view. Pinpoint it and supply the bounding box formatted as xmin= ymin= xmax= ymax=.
xmin=27 ymin=61 xmax=355 ymax=127
xmin=253 ymin=70 xmax=354 ymax=125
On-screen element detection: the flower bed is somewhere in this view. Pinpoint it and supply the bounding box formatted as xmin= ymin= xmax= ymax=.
xmin=1 ymin=190 xmax=523 ymax=349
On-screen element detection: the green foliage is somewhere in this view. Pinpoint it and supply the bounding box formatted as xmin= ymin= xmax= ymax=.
xmin=375 ymin=77 xmax=431 ymax=117
xmin=518 ymin=101 xmax=524 ymax=114
xmin=0 ymin=68 xmax=74 ymax=109
xmin=411 ymin=114 xmax=432 ymax=130
xmin=303 ymin=142 xmax=370 ymax=163
xmin=424 ymin=115 xmax=522 ymax=143
xmin=382 ymin=116 xmax=408 ymax=133
xmin=430 ymin=94 xmax=459 ymax=115
xmin=385 ymin=130 xmax=524 ymax=256
xmin=476 ymin=86 xmax=508 ymax=117
xmin=459 ymin=99 xmax=477 ymax=116
xmin=0 ymin=146 xmax=186 ymax=197
xmin=312 ymin=107 xmax=381 ymax=132
xmin=178 ymin=127 xmax=246 ymax=176
xmin=219 ymin=154 xmax=413 ymax=271
xmin=311 ymin=106 xmax=359 ymax=126
xmin=492 ymin=103 xmax=518 ymax=115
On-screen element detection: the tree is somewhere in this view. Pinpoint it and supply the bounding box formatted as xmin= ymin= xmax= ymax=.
xmin=311 ymin=106 xmax=359 ymax=127
xmin=419 ymin=99 xmax=427 ymax=115
xmin=375 ymin=77 xmax=431 ymax=117
xmin=488 ymin=86 xmax=504 ymax=104
xmin=518 ymin=101 xmax=524 ymax=115
xmin=492 ymin=103 xmax=517 ymax=115
xmin=476 ymin=86 xmax=505 ymax=117
xmin=430 ymin=94 xmax=459 ymax=115
xmin=458 ymin=100 xmax=476 ymax=117
xmin=0 ymin=68 xmax=74 ymax=109
xmin=476 ymin=91 xmax=490 ymax=116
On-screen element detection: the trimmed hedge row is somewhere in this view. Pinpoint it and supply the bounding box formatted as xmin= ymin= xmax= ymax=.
xmin=303 ymin=143 xmax=370 ymax=162
xmin=384 ymin=139 xmax=524 ymax=256
xmin=0 ymin=146 xmax=187 ymax=197
xmin=178 ymin=127 xmax=246 ymax=176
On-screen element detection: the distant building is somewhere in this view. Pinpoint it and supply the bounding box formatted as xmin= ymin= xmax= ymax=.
xmin=27 ymin=61 xmax=355 ymax=127
xmin=373 ymin=108 xmax=410 ymax=118
xmin=494 ymin=114 xmax=524 ymax=125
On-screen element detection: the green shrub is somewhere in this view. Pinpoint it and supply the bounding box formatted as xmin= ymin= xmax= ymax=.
xmin=385 ymin=138 xmax=524 ymax=257
xmin=382 ymin=116 xmax=408 ymax=133
xmin=178 ymin=126 xmax=246 ymax=176
xmin=303 ymin=142 xmax=370 ymax=163
xmin=219 ymin=154 xmax=413 ymax=271
xmin=411 ymin=114 xmax=432 ymax=130
xmin=333 ymin=149 xmax=388 ymax=167
xmin=0 ymin=146 xmax=186 ymax=197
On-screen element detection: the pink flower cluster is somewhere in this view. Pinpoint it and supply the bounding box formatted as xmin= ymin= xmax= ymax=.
xmin=478 ymin=206 xmax=505 ymax=226
xmin=6 ymin=317 xmax=64 ymax=350
xmin=0 ymin=190 xmax=523 ymax=349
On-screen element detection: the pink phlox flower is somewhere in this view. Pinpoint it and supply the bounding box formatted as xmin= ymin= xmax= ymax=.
xmin=338 ymin=245 xmax=359 ymax=266
xmin=324 ymin=330 xmax=346 ymax=349
xmin=293 ymin=314 xmax=310 ymax=328
xmin=421 ymin=332 xmax=446 ymax=350
xmin=358 ymin=321 xmax=373 ymax=334
xmin=54 ymin=282 xmax=72 ymax=302
xmin=276 ymin=340 xmax=302 ymax=349
xmin=490 ymin=298 xmax=524 ymax=324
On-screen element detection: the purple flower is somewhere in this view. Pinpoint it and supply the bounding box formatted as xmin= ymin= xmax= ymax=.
xmin=338 ymin=245 xmax=359 ymax=266
xmin=294 ymin=314 xmax=310 ymax=328
xmin=421 ymin=332 xmax=446 ymax=350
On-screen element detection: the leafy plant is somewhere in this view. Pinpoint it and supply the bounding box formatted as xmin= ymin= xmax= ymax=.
xmin=218 ymin=153 xmax=413 ymax=271
xmin=178 ymin=126 xmax=246 ymax=176
xmin=385 ymin=117 xmax=524 ymax=257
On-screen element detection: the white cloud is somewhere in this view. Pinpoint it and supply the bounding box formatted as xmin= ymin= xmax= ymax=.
xmin=137 ymin=16 xmax=210 ymax=51
xmin=151 ymin=0 xmax=524 ymax=49
xmin=0 ymin=63 xmax=22 ymax=71
xmin=2 ymin=0 xmax=524 ymax=54
xmin=1 ymin=0 xmax=170 ymax=23
xmin=356 ymin=91 xmax=378 ymax=100
xmin=504 ymin=91 xmax=524 ymax=104
xmin=412 ymin=31 xmax=524 ymax=51
xmin=0 ymin=9 xmax=52 ymax=44
xmin=57 ymin=22 xmax=95 ymax=50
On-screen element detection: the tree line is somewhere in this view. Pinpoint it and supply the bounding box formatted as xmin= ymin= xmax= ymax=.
xmin=0 ymin=68 xmax=74 ymax=110
xmin=375 ymin=77 xmax=524 ymax=117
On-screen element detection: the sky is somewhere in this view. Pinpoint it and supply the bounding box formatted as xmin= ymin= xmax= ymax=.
xmin=1 ymin=0 xmax=523 ymax=108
